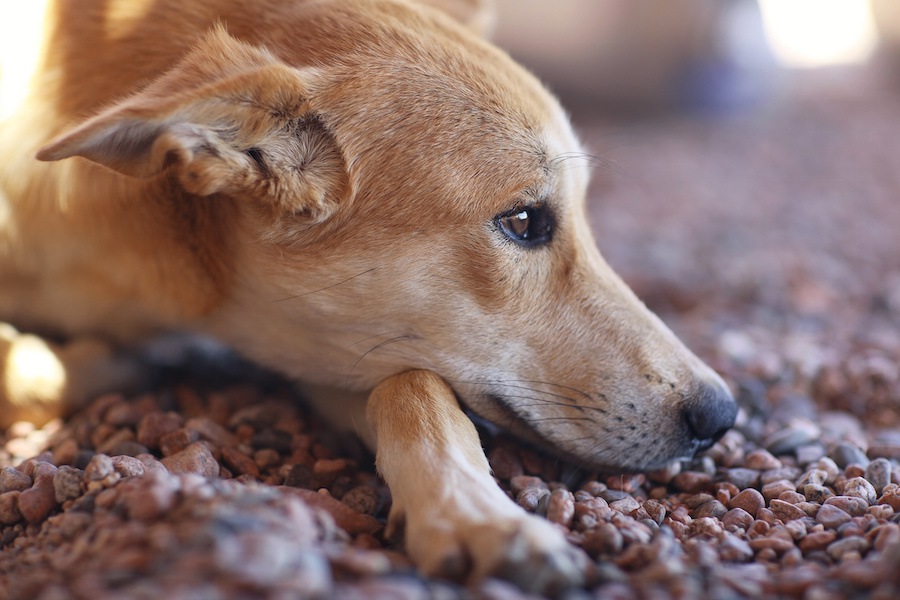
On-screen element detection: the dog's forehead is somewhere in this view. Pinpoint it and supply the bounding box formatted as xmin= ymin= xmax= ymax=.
xmin=318 ymin=56 xmax=581 ymax=215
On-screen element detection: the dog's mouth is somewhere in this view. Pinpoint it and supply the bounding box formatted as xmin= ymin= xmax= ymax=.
xmin=467 ymin=391 xmax=715 ymax=473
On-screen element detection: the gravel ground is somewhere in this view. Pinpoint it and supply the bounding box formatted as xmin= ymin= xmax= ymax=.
xmin=2 ymin=66 xmax=900 ymax=599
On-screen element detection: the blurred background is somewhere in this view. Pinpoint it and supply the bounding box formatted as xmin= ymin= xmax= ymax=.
xmin=494 ymin=0 xmax=899 ymax=112
xmin=492 ymin=0 xmax=900 ymax=428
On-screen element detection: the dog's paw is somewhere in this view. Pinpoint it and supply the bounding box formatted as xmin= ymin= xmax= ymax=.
xmin=396 ymin=494 xmax=587 ymax=595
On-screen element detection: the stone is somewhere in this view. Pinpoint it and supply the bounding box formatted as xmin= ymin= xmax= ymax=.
xmin=159 ymin=428 xmax=200 ymax=457
xmin=136 ymin=411 xmax=184 ymax=449
xmin=815 ymin=504 xmax=852 ymax=529
xmin=692 ymin=499 xmax=728 ymax=519
xmin=761 ymin=479 xmax=796 ymax=502
xmin=842 ymin=477 xmax=877 ymax=505
xmin=110 ymin=455 xmax=147 ymax=478
xmin=830 ymin=443 xmax=870 ymax=469
xmin=770 ymin=499 xmax=808 ymax=522
xmin=185 ymin=416 xmax=239 ymax=449
xmin=488 ymin=446 xmax=524 ymax=480
xmin=221 ymin=446 xmax=260 ymax=478
xmin=0 ymin=491 xmax=22 ymax=525
xmin=722 ymin=507 xmax=754 ymax=530
xmin=731 ymin=488 xmax=765 ymax=517
xmin=803 ymin=484 xmax=834 ymax=504
xmin=719 ymin=534 xmax=754 ymax=562
xmin=865 ymin=458 xmax=893 ymax=496
xmin=53 ymin=466 xmax=84 ymax=503
xmin=0 ymin=466 xmax=32 ymax=493
xmin=546 ymin=488 xmax=575 ymax=528
xmin=161 ymin=442 xmax=220 ymax=478
xmin=744 ymin=449 xmax=782 ymax=471
xmin=582 ymin=523 xmax=623 ymax=557
xmin=799 ymin=530 xmax=836 ymax=553
xmin=18 ymin=478 xmax=58 ymax=524
xmin=824 ymin=495 xmax=869 ymax=516
xmin=765 ymin=419 xmax=821 ymax=455
xmin=341 ymin=486 xmax=380 ymax=516
xmin=725 ymin=468 xmax=761 ymax=490
xmin=672 ymin=471 xmax=713 ymax=493
xmin=826 ymin=537 xmax=870 ymax=561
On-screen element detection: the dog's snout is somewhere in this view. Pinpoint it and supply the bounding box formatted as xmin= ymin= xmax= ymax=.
xmin=683 ymin=380 xmax=737 ymax=451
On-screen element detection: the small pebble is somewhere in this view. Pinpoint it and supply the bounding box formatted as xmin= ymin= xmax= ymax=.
xmin=546 ymin=488 xmax=575 ymax=528
xmin=53 ymin=466 xmax=84 ymax=503
xmin=824 ymin=495 xmax=869 ymax=516
xmin=761 ymin=479 xmax=796 ymax=502
xmin=843 ymin=477 xmax=877 ymax=505
xmin=160 ymin=442 xmax=220 ymax=478
xmin=830 ymin=443 xmax=870 ymax=469
xmin=0 ymin=466 xmax=32 ymax=493
xmin=731 ymin=488 xmax=765 ymax=517
xmin=865 ymin=458 xmax=892 ymax=495
xmin=765 ymin=419 xmax=821 ymax=455
xmin=816 ymin=504 xmax=852 ymax=529
xmin=826 ymin=537 xmax=870 ymax=561
xmin=744 ymin=449 xmax=782 ymax=470
xmin=770 ymin=499 xmax=808 ymax=522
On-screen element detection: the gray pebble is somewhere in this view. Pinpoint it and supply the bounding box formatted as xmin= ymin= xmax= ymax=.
xmin=765 ymin=419 xmax=821 ymax=455
xmin=830 ymin=443 xmax=870 ymax=469
xmin=725 ymin=468 xmax=760 ymax=490
xmin=869 ymin=430 xmax=900 ymax=460
xmin=865 ymin=458 xmax=893 ymax=496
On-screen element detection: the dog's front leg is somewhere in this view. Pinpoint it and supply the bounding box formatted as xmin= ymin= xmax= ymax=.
xmin=367 ymin=370 xmax=586 ymax=595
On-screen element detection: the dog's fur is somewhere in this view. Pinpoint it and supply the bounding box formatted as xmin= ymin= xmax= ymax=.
xmin=0 ymin=0 xmax=736 ymax=591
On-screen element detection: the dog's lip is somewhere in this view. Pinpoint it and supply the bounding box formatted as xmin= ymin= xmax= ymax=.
xmin=463 ymin=391 xmax=701 ymax=473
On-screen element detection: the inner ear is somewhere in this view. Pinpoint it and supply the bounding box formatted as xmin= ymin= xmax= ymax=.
xmin=249 ymin=113 xmax=349 ymax=223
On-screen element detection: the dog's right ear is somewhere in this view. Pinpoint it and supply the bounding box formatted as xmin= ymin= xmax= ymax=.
xmin=37 ymin=26 xmax=348 ymax=224
xmin=418 ymin=0 xmax=496 ymax=37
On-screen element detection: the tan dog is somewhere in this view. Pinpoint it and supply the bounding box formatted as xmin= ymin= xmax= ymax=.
xmin=0 ymin=0 xmax=736 ymax=592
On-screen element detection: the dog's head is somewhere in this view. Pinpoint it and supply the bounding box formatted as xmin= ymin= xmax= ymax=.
xmin=37 ymin=0 xmax=735 ymax=470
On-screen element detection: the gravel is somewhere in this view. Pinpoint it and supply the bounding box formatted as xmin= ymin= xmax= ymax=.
xmin=2 ymin=67 xmax=900 ymax=599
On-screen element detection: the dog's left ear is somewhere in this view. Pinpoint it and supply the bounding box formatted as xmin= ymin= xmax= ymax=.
xmin=37 ymin=26 xmax=347 ymax=224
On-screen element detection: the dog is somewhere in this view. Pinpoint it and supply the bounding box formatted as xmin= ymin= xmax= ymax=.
xmin=0 ymin=0 xmax=737 ymax=592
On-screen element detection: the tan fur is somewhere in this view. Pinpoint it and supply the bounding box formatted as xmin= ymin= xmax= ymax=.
xmin=0 ymin=0 xmax=735 ymax=591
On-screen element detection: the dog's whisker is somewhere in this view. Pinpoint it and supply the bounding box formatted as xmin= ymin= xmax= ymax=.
xmin=271 ymin=267 xmax=376 ymax=303
xmin=344 ymin=334 xmax=417 ymax=389
xmin=449 ymin=378 xmax=601 ymax=404
xmin=343 ymin=331 xmax=398 ymax=349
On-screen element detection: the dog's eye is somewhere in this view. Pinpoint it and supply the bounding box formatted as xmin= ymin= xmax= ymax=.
xmin=495 ymin=204 xmax=554 ymax=247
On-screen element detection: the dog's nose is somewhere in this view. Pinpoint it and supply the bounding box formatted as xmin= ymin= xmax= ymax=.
xmin=683 ymin=380 xmax=737 ymax=451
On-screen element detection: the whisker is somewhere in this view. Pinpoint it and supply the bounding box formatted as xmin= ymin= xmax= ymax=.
xmin=449 ymin=377 xmax=600 ymax=404
xmin=344 ymin=334 xmax=416 ymax=389
xmin=272 ymin=267 xmax=376 ymax=303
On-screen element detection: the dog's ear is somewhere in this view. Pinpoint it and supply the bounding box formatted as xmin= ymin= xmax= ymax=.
xmin=37 ymin=25 xmax=347 ymax=223
xmin=417 ymin=0 xmax=496 ymax=37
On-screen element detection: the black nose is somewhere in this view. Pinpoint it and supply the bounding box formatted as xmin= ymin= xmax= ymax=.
xmin=683 ymin=380 xmax=737 ymax=450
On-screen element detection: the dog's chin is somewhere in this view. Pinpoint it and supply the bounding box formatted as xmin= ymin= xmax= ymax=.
xmin=466 ymin=393 xmax=705 ymax=474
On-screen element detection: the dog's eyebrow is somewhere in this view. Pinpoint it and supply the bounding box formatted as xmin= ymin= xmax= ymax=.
xmin=271 ymin=267 xmax=376 ymax=302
